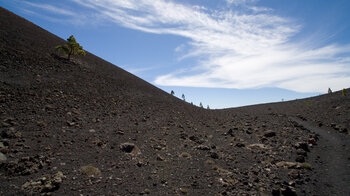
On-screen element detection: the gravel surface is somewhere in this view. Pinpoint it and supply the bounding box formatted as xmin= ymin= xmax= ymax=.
xmin=0 ymin=7 xmax=349 ymax=196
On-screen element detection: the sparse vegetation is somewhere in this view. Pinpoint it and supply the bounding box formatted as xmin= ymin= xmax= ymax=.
xmin=301 ymin=162 xmax=312 ymax=170
xmin=342 ymin=88 xmax=347 ymax=96
xmin=328 ymin=88 xmax=332 ymax=94
xmin=56 ymin=35 xmax=86 ymax=60
xmin=170 ymin=90 xmax=175 ymax=96
xmin=182 ymin=93 xmax=185 ymax=101
xmin=306 ymin=100 xmax=311 ymax=107
xmin=199 ymin=102 xmax=203 ymax=108
xmin=80 ymin=165 xmax=101 ymax=177
xmin=207 ymin=105 xmax=210 ymax=109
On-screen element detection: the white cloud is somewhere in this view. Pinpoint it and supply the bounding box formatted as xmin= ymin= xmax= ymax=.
xmin=24 ymin=2 xmax=75 ymax=16
xmin=68 ymin=0 xmax=350 ymax=92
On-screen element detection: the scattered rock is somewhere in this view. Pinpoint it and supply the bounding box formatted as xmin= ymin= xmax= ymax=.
xmin=295 ymin=155 xmax=305 ymax=163
xmin=226 ymin=129 xmax=235 ymax=136
xmin=194 ymin=145 xmax=211 ymax=151
xmin=88 ymin=129 xmax=96 ymax=133
xmin=276 ymin=162 xmax=298 ymax=169
xmin=4 ymin=156 xmax=44 ymax=175
xmin=281 ymin=186 xmax=297 ymax=196
xmin=272 ymin=188 xmax=281 ymax=196
xmin=80 ymin=165 xmax=101 ymax=177
xmin=156 ymin=154 xmax=165 ymax=161
xmin=120 ymin=142 xmax=141 ymax=155
xmin=179 ymin=152 xmax=191 ymax=159
xmin=307 ymin=138 xmax=316 ymax=145
xmin=295 ymin=142 xmax=309 ymax=152
xmin=264 ymin=130 xmax=276 ymax=137
xmin=22 ymin=172 xmax=65 ymax=194
xmin=296 ymin=149 xmax=307 ymax=157
xmin=210 ymin=152 xmax=219 ymax=159
xmin=1 ymin=128 xmax=21 ymax=138
xmin=235 ymin=143 xmax=245 ymax=148
xmin=248 ymin=143 xmax=268 ymax=149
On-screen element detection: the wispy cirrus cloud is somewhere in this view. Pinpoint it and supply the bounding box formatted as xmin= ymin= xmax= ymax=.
xmin=23 ymin=1 xmax=76 ymax=16
xmin=29 ymin=0 xmax=350 ymax=92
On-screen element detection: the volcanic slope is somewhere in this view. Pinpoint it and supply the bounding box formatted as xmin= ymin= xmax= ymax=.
xmin=1 ymin=7 xmax=349 ymax=196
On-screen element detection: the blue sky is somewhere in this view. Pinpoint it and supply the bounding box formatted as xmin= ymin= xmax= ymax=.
xmin=1 ymin=0 xmax=350 ymax=108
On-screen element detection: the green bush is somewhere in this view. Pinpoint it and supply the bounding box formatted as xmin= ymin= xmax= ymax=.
xmin=56 ymin=35 xmax=86 ymax=60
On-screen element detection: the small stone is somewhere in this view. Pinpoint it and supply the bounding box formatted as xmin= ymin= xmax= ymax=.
xmin=295 ymin=142 xmax=309 ymax=152
xmin=235 ymin=143 xmax=245 ymax=148
xmin=296 ymin=149 xmax=307 ymax=157
xmin=210 ymin=152 xmax=219 ymax=159
xmin=194 ymin=145 xmax=211 ymax=151
xmin=248 ymin=143 xmax=267 ymax=149
xmin=88 ymin=129 xmax=96 ymax=133
xmin=272 ymin=188 xmax=281 ymax=196
xmin=120 ymin=142 xmax=135 ymax=153
xmin=264 ymin=130 xmax=276 ymax=137
xmin=179 ymin=152 xmax=191 ymax=159
xmin=156 ymin=154 xmax=165 ymax=161
xmin=0 ymin=152 xmax=7 ymax=162
xmin=281 ymin=186 xmax=297 ymax=196
xmin=276 ymin=161 xmax=298 ymax=168
xmin=295 ymin=155 xmax=305 ymax=163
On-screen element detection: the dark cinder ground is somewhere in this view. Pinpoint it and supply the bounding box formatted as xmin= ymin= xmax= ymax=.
xmin=0 ymin=7 xmax=349 ymax=196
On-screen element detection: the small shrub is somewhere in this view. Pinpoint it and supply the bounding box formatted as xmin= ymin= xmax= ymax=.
xmin=56 ymin=35 xmax=86 ymax=60
xmin=170 ymin=90 xmax=175 ymax=96
xmin=182 ymin=94 xmax=185 ymax=101
xmin=300 ymin=162 xmax=312 ymax=170
xmin=306 ymin=100 xmax=311 ymax=107
xmin=342 ymin=88 xmax=347 ymax=96
xmin=80 ymin=165 xmax=101 ymax=177
xmin=328 ymin=88 xmax=332 ymax=94
xmin=199 ymin=102 xmax=203 ymax=108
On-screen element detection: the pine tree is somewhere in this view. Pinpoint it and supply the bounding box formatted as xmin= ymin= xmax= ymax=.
xmin=328 ymin=88 xmax=332 ymax=94
xmin=199 ymin=102 xmax=203 ymax=108
xmin=170 ymin=90 xmax=175 ymax=96
xmin=56 ymin=35 xmax=86 ymax=60
xmin=207 ymin=105 xmax=210 ymax=109
xmin=182 ymin=94 xmax=185 ymax=101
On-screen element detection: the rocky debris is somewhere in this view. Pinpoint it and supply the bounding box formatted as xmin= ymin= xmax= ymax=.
xmin=22 ymin=171 xmax=65 ymax=194
xmin=179 ymin=152 xmax=191 ymax=159
xmin=120 ymin=142 xmax=141 ymax=155
xmin=210 ymin=152 xmax=219 ymax=159
xmin=156 ymin=154 xmax=165 ymax=161
xmin=226 ymin=128 xmax=236 ymax=136
xmin=295 ymin=142 xmax=309 ymax=152
xmin=189 ymin=135 xmax=205 ymax=144
xmin=248 ymin=143 xmax=268 ymax=149
xmin=80 ymin=165 xmax=101 ymax=177
xmin=235 ymin=143 xmax=245 ymax=148
xmin=0 ymin=152 xmax=7 ymax=162
xmin=263 ymin=130 xmax=276 ymax=137
xmin=276 ymin=162 xmax=299 ymax=169
xmin=1 ymin=117 xmax=16 ymax=127
xmin=194 ymin=145 xmax=211 ymax=151
xmin=296 ymin=149 xmax=307 ymax=157
xmin=295 ymin=155 xmax=305 ymax=163
xmin=1 ymin=128 xmax=21 ymax=139
xmin=3 ymin=156 xmax=44 ymax=175
xmin=281 ymin=186 xmax=297 ymax=196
